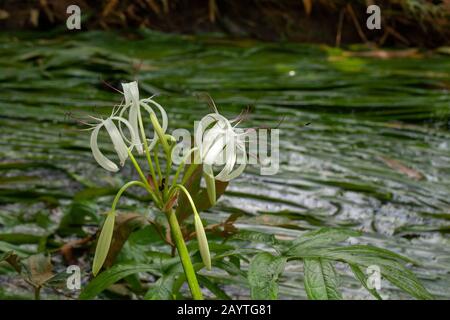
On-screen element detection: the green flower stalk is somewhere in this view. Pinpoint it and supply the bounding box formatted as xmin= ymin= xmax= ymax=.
xmin=86 ymin=81 xmax=205 ymax=299
xmin=86 ymin=81 xmax=250 ymax=299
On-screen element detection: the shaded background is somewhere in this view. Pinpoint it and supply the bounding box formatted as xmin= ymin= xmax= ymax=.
xmin=1 ymin=0 xmax=449 ymax=47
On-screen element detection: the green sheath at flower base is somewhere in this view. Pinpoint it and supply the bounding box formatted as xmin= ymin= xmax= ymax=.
xmin=203 ymin=164 xmax=216 ymax=206
xmin=92 ymin=211 xmax=115 ymax=276
xmin=194 ymin=213 xmax=211 ymax=270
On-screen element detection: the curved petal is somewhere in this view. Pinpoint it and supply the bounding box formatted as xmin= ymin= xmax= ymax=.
xmin=140 ymin=99 xmax=169 ymax=150
xmin=195 ymin=113 xmax=231 ymax=157
xmin=215 ymin=141 xmax=237 ymax=180
xmin=216 ymin=142 xmax=247 ymax=181
xmin=90 ymin=122 xmax=119 ymax=172
xmin=111 ymin=116 xmax=137 ymax=165
xmin=117 ymin=104 xmax=133 ymax=146
xmin=203 ymin=134 xmax=229 ymax=165
xmin=202 ymin=124 xmax=227 ymax=154
xmin=122 ymin=82 xmax=143 ymax=154
xmin=104 ymin=118 xmax=129 ymax=166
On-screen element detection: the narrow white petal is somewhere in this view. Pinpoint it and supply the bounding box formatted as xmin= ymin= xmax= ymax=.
xmin=195 ymin=113 xmax=231 ymax=155
xmin=117 ymin=105 xmax=133 ymax=146
xmin=203 ymin=135 xmax=228 ymax=165
xmin=104 ymin=118 xmax=129 ymax=167
xmin=122 ymin=82 xmax=143 ymax=154
xmin=201 ymin=124 xmax=226 ymax=157
xmin=215 ymin=142 xmax=236 ymax=180
xmin=217 ymin=144 xmax=247 ymax=181
xmin=90 ymin=123 xmax=119 ymax=172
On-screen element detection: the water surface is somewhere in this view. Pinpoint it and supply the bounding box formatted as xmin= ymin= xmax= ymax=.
xmin=0 ymin=30 xmax=449 ymax=299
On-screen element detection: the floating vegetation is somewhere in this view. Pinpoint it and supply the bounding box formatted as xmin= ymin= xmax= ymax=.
xmin=0 ymin=30 xmax=449 ymax=300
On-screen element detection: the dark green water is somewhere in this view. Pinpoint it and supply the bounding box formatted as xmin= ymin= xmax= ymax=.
xmin=0 ymin=30 xmax=449 ymax=299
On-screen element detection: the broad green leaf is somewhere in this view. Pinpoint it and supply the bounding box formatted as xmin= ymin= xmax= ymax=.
xmin=288 ymin=245 xmax=416 ymax=264
xmin=144 ymin=274 xmax=177 ymax=300
xmin=92 ymin=211 xmax=115 ymax=276
xmin=285 ymin=228 xmax=360 ymax=255
xmin=248 ymin=252 xmax=286 ymax=300
xmin=80 ymin=264 xmax=158 ymax=299
xmin=288 ymin=245 xmax=433 ymax=300
xmin=350 ymin=264 xmax=382 ymax=300
xmin=304 ymin=258 xmax=342 ymax=300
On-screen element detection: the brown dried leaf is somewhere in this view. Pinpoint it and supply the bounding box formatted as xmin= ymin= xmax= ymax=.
xmin=22 ymin=254 xmax=54 ymax=287
xmin=103 ymin=213 xmax=148 ymax=268
xmin=379 ymin=156 xmax=425 ymax=180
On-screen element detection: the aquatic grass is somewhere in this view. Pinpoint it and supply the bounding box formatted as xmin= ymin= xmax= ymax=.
xmin=0 ymin=31 xmax=448 ymax=299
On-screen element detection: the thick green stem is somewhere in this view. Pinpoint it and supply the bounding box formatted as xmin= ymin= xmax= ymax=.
xmin=166 ymin=209 xmax=203 ymax=300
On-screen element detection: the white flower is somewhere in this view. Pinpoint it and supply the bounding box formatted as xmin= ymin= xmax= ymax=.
xmin=120 ymin=81 xmax=168 ymax=152
xmin=90 ymin=116 xmax=136 ymax=172
xmin=196 ymin=112 xmax=247 ymax=182
xmin=194 ymin=107 xmax=250 ymax=205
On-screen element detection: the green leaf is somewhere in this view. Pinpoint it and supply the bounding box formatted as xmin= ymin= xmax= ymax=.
xmin=231 ymin=230 xmax=277 ymax=245
xmin=144 ymin=274 xmax=177 ymax=300
xmin=304 ymin=258 xmax=342 ymax=300
xmin=287 ymin=244 xmax=433 ymax=300
xmin=248 ymin=252 xmax=286 ymax=300
xmin=198 ymin=275 xmax=231 ymax=300
xmin=285 ymin=228 xmax=360 ymax=255
xmin=0 ymin=251 xmax=21 ymax=273
xmin=350 ymin=264 xmax=382 ymax=300
xmin=92 ymin=211 xmax=115 ymax=276
xmin=80 ymin=263 xmax=158 ymax=299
